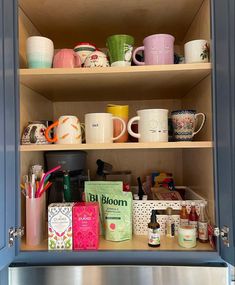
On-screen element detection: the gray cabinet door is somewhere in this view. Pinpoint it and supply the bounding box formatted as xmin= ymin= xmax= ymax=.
xmin=0 ymin=0 xmax=18 ymax=270
xmin=212 ymin=0 xmax=235 ymax=265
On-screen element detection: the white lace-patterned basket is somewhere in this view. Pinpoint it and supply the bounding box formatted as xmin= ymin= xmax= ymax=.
xmin=132 ymin=186 xmax=205 ymax=235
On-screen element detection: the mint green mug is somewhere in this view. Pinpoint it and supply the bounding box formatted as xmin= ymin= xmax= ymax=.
xmin=106 ymin=34 xmax=134 ymax=67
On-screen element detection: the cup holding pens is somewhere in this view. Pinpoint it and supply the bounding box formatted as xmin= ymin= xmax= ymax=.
xmin=26 ymin=194 xmax=45 ymax=246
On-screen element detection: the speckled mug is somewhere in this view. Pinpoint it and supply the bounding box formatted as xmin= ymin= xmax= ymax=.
xmin=171 ymin=110 xmax=206 ymax=141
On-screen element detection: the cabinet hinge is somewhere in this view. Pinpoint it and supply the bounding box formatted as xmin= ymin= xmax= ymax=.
xmin=8 ymin=226 xmax=24 ymax=247
xmin=214 ymin=225 xmax=229 ymax=247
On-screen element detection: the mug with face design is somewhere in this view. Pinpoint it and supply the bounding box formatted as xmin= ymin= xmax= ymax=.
xmin=127 ymin=109 xmax=169 ymax=142
xmin=45 ymin=116 xmax=83 ymax=144
xmin=132 ymin=34 xmax=175 ymax=65
xmin=85 ymin=113 xmax=126 ymax=143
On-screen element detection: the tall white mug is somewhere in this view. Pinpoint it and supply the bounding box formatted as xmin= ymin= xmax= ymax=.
xmin=26 ymin=36 xmax=54 ymax=68
xmin=127 ymin=109 xmax=169 ymax=142
xmin=85 ymin=113 xmax=126 ymax=143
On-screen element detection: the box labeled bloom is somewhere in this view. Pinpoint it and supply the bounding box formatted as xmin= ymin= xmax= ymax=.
xmin=48 ymin=203 xmax=74 ymax=250
xmin=73 ymin=202 xmax=99 ymax=250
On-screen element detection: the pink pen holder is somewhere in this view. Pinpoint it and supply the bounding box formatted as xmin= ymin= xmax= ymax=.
xmin=26 ymin=195 xmax=45 ymax=246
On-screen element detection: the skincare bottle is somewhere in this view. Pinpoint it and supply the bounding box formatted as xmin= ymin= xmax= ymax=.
xmin=165 ymin=207 xmax=175 ymax=237
xmin=198 ymin=202 xmax=209 ymax=243
xmin=180 ymin=201 xmax=189 ymax=226
xmin=148 ymin=210 xmax=160 ymax=247
xmin=189 ymin=202 xmax=199 ymax=238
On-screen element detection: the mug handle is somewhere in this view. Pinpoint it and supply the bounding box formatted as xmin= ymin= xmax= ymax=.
xmin=192 ymin=113 xmax=206 ymax=137
xmin=45 ymin=121 xmax=59 ymax=143
xmin=80 ymin=123 xmax=86 ymax=143
xmin=112 ymin=116 xmax=126 ymax=141
xmin=127 ymin=116 xmax=140 ymax=139
xmin=132 ymin=46 xmax=145 ymax=65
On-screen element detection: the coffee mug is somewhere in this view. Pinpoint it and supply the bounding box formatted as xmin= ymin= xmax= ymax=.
xmin=26 ymin=36 xmax=54 ymax=68
xmin=45 ymin=116 xmax=83 ymax=144
xmin=171 ymin=110 xmax=206 ymax=141
xmin=106 ymin=104 xmax=129 ymax=142
xmin=106 ymin=34 xmax=134 ymax=67
xmin=53 ymin=49 xmax=82 ymax=68
xmin=184 ymin=40 xmax=209 ymax=63
xmin=21 ymin=121 xmax=48 ymax=145
xmin=85 ymin=113 xmax=126 ymax=143
xmin=74 ymin=42 xmax=96 ymax=64
xmin=127 ymin=109 xmax=169 ymax=142
xmin=133 ymin=34 xmax=175 ymax=65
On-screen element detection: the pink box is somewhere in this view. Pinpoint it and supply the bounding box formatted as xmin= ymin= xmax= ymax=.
xmin=73 ymin=202 xmax=99 ymax=250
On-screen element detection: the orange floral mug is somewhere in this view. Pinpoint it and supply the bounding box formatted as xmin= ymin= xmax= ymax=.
xmin=45 ymin=115 xmax=83 ymax=144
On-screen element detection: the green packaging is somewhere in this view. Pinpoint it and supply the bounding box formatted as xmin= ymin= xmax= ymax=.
xmin=101 ymin=191 xmax=132 ymax=241
xmin=85 ymin=181 xmax=123 ymax=234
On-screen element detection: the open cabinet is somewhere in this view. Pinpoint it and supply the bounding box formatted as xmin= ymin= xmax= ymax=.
xmin=0 ymin=0 xmax=234 ymax=270
xmin=18 ymin=0 xmax=214 ymax=253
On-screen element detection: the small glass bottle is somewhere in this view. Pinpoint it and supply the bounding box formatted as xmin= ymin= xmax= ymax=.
xmin=189 ymin=202 xmax=199 ymax=238
xmin=148 ymin=210 xmax=160 ymax=247
xmin=180 ymin=201 xmax=189 ymax=226
xmin=198 ymin=202 xmax=209 ymax=243
xmin=165 ymin=207 xmax=175 ymax=237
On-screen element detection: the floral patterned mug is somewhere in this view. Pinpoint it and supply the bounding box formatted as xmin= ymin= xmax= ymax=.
xmin=171 ymin=110 xmax=206 ymax=141
xmin=184 ymin=40 xmax=209 ymax=63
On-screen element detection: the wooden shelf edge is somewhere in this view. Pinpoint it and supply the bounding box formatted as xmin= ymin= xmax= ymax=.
xmin=21 ymin=235 xmax=214 ymax=252
xmin=19 ymin=63 xmax=212 ymax=77
xmin=20 ymin=141 xmax=213 ymax=152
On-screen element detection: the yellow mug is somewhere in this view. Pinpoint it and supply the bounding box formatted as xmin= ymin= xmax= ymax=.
xmin=106 ymin=104 xmax=129 ymax=143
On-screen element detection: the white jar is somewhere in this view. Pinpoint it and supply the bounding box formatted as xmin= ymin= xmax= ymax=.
xmin=178 ymin=225 xmax=196 ymax=248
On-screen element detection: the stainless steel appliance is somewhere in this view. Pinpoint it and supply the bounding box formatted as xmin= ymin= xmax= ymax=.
xmin=9 ymin=265 xmax=229 ymax=285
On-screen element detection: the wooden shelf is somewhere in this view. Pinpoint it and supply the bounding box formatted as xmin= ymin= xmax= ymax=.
xmin=19 ymin=64 xmax=211 ymax=101
xmin=21 ymin=235 xmax=214 ymax=252
xmin=19 ymin=0 xmax=204 ymax=47
xmin=20 ymin=141 xmax=213 ymax=152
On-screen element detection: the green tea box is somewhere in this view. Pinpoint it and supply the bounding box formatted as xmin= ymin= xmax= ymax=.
xmin=48 ymin=203 xmax=74 ymax=250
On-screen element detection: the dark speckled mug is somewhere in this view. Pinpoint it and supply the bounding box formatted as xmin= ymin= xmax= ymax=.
xmin=171 ymin=110 xmax=206 ymax=141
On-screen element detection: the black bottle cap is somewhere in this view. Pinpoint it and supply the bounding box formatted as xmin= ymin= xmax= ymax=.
xmin=150 ymin=209 xmax=157 ymax=223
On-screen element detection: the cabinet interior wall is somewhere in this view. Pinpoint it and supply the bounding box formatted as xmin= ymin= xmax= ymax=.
xmin=18 ymin=0 xmax=215 ymax=248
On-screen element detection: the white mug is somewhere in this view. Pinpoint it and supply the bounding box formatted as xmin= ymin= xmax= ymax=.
xmin=85 ymin=113 xmax=126 ymax=143
xmin=45 ymin=116 xmax=83 ymax=144
xmin=26 ymin=36 xmax=54 ymax=68
xmin=184 ymin=39 xmax=209 ymax=63
xmin=127 ymin=109 xmax=169 ymax=142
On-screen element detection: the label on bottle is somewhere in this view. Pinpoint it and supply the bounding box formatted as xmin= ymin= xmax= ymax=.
xmin=198 ymin=222 xmax=208 ymax=240
xmin=148 ymin=228 xmax=160 ymax=245
xmin=189 ymin=220 xmax=198 ymax=238
xmin=180 ymin=218 xmax=189 ymax=226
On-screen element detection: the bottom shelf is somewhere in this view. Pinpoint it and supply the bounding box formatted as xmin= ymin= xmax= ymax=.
xmin=21 ymin=235 xmax=214 ymax=252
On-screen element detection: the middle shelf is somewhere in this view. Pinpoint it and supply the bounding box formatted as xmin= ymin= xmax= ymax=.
xmin=20 ymin=141 xmax=213 ymax=152
xmin=19 ymin=63 xmax=211 ymax=101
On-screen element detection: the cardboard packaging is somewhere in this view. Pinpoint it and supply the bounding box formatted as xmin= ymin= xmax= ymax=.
xmin=48 ymin=203 xmax=74 ymax=250
xmin=73 ymin=202 xmax=99 ymax=250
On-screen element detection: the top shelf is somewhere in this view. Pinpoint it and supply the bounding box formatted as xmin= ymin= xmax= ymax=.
xmin=19 ymin=0 xmax=204 ymax=47
xmin=19 ymin=63 xmax=211 ymax=101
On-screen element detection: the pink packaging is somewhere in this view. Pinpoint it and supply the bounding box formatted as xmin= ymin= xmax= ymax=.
xmin=73 ymin=202 xmax=99 ymax=250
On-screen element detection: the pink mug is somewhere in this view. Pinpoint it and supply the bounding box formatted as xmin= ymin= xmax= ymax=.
xmin=133 ymin=34 xmax=175 ymax=65
xmin=53 ymin=49 xmax=82 ymax=68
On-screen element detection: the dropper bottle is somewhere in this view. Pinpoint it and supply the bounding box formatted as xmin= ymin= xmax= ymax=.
xmin=148 ymin=210 xmax=160 ymax=247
